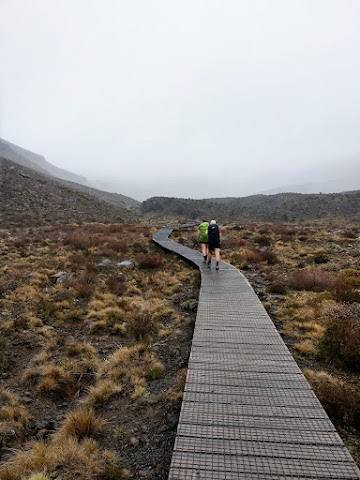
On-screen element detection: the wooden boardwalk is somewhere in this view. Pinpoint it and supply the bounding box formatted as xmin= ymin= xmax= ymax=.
xmin=153 ymin=226 xmax=360 ymax=480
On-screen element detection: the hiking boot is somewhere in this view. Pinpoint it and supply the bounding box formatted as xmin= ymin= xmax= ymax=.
xmin=203 ymin=255 xmax=207 ymax=263
xmin=216 ymin=262 xmax=219 ymax=270
xmin=207 ymin=261 xmax=211 ymax=268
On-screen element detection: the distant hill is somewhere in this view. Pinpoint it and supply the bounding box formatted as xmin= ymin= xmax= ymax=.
xmin=141 ymin=191 xmax=360 ymax=222
xmin=0 ymin=157 xmax=137 ymax=227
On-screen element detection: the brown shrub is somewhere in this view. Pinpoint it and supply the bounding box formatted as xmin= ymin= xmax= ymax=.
xmin=253 ymin=235 xmax=272 ymax=247
xmin=244 ymin=249 xmax=277 ymax=265
xmin=268 ymin=283 xmax=287 ymax=294
xmin=221 ymin=238 xmax=246 ymax=249
xmin=341 ymin=230 xmax=358 ymax=239
xmin=106 ymin=275 xmax=126 ymax=296
xmin=13 ymin=238 xmax=29 ymax=249
xmin=270 ymin=224 xmax=297 ymax=236
xmin=320 ymin=303 xmax=360 ymax=371
xmin=97 ymin=235 xmax=125 ymax=253
xmin=304 ymin=370 xmax=360 ymax=431
xmin=314 ymin=254 xmax=329 ymax=264
xmin=133 ymin=241 xmax=148 ymax=254
xmin=70 ymin=273 xmax=97 ymax=299
xmin=64 ymin=235 xmax=97 ymax=250
xmin=107 ymin=224 xmax=124 ymax=234
xmin=127 ymin=312 xmax=159 ymax=341
xmin=291 ymin=267 xmax=336 ymax=292
xmin=332 ymin=279 xmax=360 ymax=303
xmin=137 ymin=255 xmax=164 ymax=270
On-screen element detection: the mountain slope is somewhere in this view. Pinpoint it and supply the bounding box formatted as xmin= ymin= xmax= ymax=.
xmin=0 ymin=137 xmax=140 ymax=210
xmin=0 ymin=137 xmax=88 ymax=184
xmin=0 ymin=157 xmax=137 ymax=226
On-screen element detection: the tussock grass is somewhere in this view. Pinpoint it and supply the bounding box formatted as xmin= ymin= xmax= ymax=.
xmin=22 ymin=341 xmax=99 ymax=397
xmin=0 ymin=437 xmax=123 ymax=480
xmin=54 ymin=408 xmax=105 ymax=441
xmin=84 ymin=379 xmax=122 ymax=407
xmin=97 ymin=345 xmax=165 ymax=398
xmin=0 ymin=388 xmax=31 ymax=443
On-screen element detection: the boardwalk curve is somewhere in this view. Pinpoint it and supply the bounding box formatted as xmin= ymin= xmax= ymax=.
xmin=153 ymin=226 xmax=360 ymax=480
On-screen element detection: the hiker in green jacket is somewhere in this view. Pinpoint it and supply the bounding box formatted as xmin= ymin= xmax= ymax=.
xmin=198 ymin=220 xmax=209 ymax=262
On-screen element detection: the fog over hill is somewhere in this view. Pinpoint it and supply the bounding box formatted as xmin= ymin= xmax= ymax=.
xmin=259 ymin=154 xmax=360 ymax=195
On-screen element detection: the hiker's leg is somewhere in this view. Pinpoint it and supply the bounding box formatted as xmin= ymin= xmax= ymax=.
xmin=215 ymin=248 xmax=220 ymax=263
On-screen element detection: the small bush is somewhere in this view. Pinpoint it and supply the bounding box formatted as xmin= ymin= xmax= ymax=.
xmin=221 ymin=238 xmax=246 ymax=249
xmin=314 ymin=254 xmax=329 ymax=264
xmin=304 ymin=370 xmax=360 ymax=431
xmin=64 ymin=235 xmax=97 ymax=250
xmin=342 ymin=230 xmax=358 ymax=239
xmin=13 ymin=238 xmax=29 ymax=249
xmin=106 ymin=275 xmax=126 ymax=296
xmin=244 ymin=249 xmax=277 ymax=265
xmin=127 ymin=312 xmax=159 ymax=340
xmin=319 ymin=303 xmax=360 ymax=371
xmin=332 ymin=279 xmax=360 ymax=303
xmin=291 ymin=267 xmax=336 ymax=292
xmin=268 ymin=283 xmax=287 ymax=294
xmin=133 ymin=241 xmax=148 ymax=254
xmin=253 ymin=235 xmax=272 ymax=247
xmin=70 ymin=273 xmax=97 ymax=299
xmin=137 ymin=255 xmax=164 ymax=270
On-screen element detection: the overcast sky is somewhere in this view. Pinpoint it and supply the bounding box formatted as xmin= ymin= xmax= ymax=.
xmin=1 ymin=0 xmax=359 ymax=200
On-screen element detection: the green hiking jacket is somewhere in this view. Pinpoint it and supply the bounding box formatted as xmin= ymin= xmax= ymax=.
xmin=198 ymin=222 xmax=209 ymax=242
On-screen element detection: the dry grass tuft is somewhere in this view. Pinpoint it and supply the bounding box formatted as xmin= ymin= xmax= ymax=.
xmin=294 ymin=339 xmax=318 ymax=356
xmin=22 ymin=342 xmax=99 ymax=397
xmin=0 ymin=388 xmax=31 ymax=444
xmin=84 ymin=380 xmax=122 ymax=407
xmin=55 ymin=408 xmax=105 ymax=441
xmin=0 ymin=437 xmax=123 ymax=480
xmin=97 ymin=345 xmax=165 ymax=398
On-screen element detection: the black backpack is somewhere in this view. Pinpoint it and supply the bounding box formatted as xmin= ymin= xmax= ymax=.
xmin=207 ymin=224 xmax=219 ymax=240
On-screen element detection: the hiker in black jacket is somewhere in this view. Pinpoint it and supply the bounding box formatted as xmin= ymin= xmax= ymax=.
xmin=206 ymin=220 xmax=222 ymax=270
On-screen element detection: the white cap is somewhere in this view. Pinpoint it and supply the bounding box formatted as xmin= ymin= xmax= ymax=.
xmin=210 ymin=220 xmax=216 ymax=224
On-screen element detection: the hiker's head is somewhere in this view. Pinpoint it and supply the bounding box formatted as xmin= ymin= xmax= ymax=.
xmin=210 ymin=220 xmax=216 ymax=225
xmin=202 ymin=219 xmax=207 ymax=223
